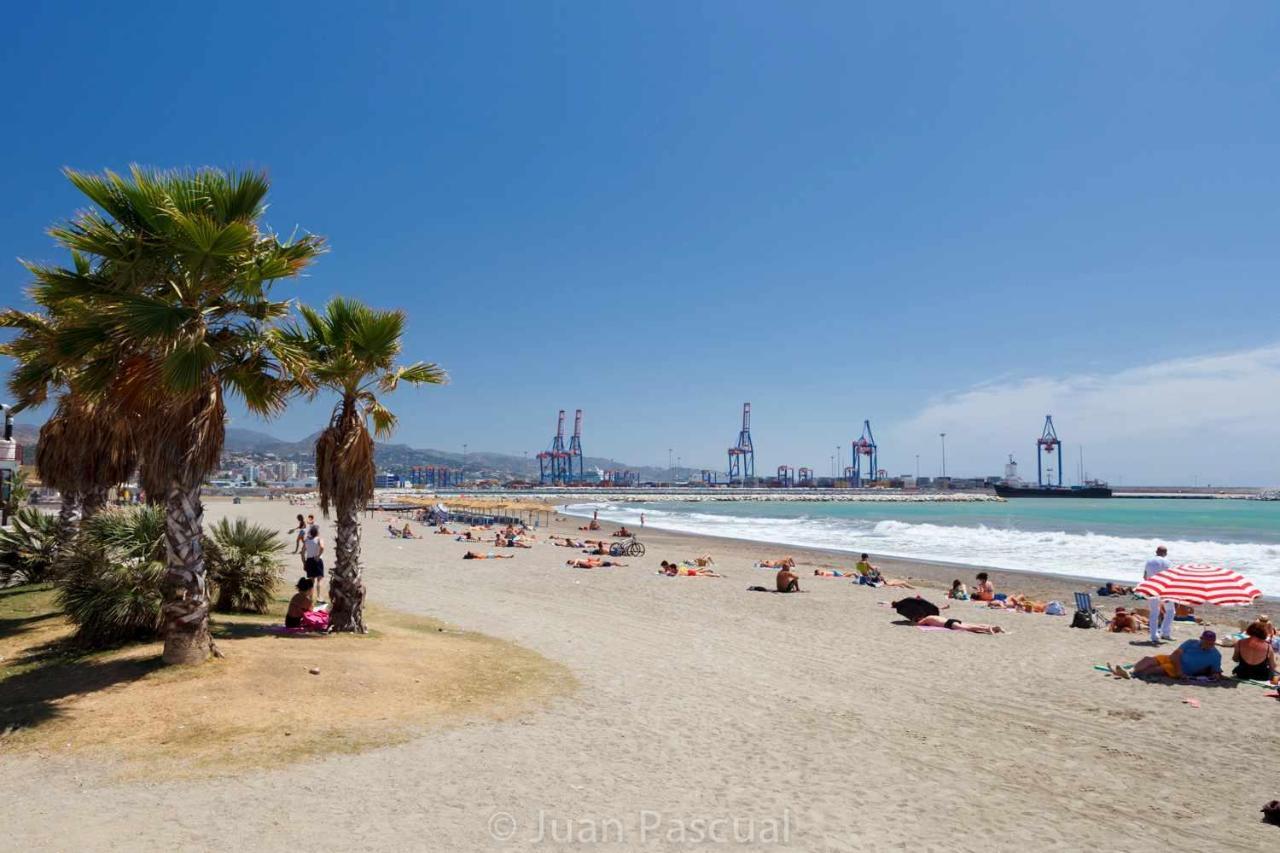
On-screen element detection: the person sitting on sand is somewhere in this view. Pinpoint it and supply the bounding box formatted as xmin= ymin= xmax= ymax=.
xmin=1232 ymin=621 xmax=1277 ymax=681
xmin=570 ymin=558 xmax=626 ymax=568
xmin=435 ymin=525 xmax=454 ymax=534
xmin=1097 ymin=581 xmax=1134 ymax=597
xmin=776 ymin=565 xmax=801 ymax=592
xmin=948 ymin=579 xmax=969 ymax=600
xmin=464 ymin=551 xmax=514 ymax=560
xmin=1107 ymin=606 xmax=1145 ymax=633
xmin=855 ymin=554 xmax=881 ymax=580
xmin=612 ymin=526 xmax=632 ymax=538
xmin=756 ymin=557 xmax=795 ymax=569
xmin=387 ymin=523 xmax=402 ymax=538
xmin=972 ymin=572 xmax=995 ymax=602
xmin=402 ymin=523 xmax=420 ymax=539
xmin=693 ymin=554 xmax=715 ymax=567
xmin=1109 ymin=630 xmax=1222 ymax=681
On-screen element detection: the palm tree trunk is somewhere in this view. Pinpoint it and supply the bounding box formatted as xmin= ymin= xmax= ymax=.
xmin=80 ymin=487 xmax=109 ymax=521
xmin=55 ymin=491 xmax=80 ymax=555
xmin=160 ymin=479 xmax=213 ymax=664
xmin=328 ymin=496 xmax=367 ymax=633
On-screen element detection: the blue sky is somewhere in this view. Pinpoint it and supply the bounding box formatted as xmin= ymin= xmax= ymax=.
xmin=3 ymin=2 xmax=1279 ymax=484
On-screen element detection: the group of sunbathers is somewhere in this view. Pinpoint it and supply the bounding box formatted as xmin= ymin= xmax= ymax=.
xmin=659 ymin=560 xmax=721 ymax=577
xmin=387 ymin=521 xmax=421 ymax=539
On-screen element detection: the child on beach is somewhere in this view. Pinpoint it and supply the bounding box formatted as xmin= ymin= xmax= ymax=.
xmin=948 ymin=580 xmax=969 ymax=600
xmin=972 ymin=572 xmax=995 ymax=602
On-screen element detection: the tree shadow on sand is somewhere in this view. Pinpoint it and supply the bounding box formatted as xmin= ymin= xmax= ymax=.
xmin=0 ymin=637 xmax=164 ymax=732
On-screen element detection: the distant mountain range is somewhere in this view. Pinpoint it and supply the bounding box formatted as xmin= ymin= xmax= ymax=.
xmin=8 ymin=421 xmax=699 ymax=481
xmin=223 ymin=427 xmax=696 ymax=481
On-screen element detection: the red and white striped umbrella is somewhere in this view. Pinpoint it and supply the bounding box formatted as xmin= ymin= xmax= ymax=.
xmin=1134 ymin=563 xmax=1262 ymax=606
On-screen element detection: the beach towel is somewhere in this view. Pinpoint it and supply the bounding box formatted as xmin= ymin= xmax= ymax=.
xmin=916 ymin=625 xmax=952 ymax=633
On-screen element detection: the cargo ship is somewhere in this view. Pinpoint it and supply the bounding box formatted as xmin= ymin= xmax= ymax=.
xmin=994 ymin=449 xmax=1112 ymax=498
xmin=993 ymin=482 xmax=1112 ymax=498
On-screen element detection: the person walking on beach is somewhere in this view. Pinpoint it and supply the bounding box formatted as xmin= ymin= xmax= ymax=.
xmin=1144 ymin=546 xmax=1173 ymax=643
xmin=303 ymin=524 xmax=326 ymax=603
xmin=290 ymin=514 xmax=306 ymax=556
xmin=640 ymin=513 xmax=645 ymax=527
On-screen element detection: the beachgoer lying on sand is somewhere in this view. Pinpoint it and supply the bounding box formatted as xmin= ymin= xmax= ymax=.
xmin=972 ymin=572 xmax=995 ymax=602
xmin=611 ymin=527 xmax=633 ymax=538
xmin=913 ymin=614 xmax=1006 ymax=634
xmin=1097 ymin=582 xmax=1134 ymax=596
xmin=456 ymin=531 xmax=476 ymax=541
xmin=879 ymin=577 xmax=915 ymax=589
xmin=814 ymin=569 xmax=847 ymax=578
xmin=660 ymin=561 xmax=721 ymax=577
xmin=1109 ymin=631 xmax=1222 ymax=680
xmin=776 ymin=566 xmax=801 ymax=592
xmin=1107 ymin=607 xmax=1146 ymax=633
xmin=756 ymin=557 xmax=795 ymax=569
xmin=1232 ymin=621 xmax=1277 ymax=681
xmin=435 ymin=526 xmax=454 ymax=534
xmin=464 ymin=551 xmax=514 ymax=560
xmin=948 ymin=579 xmax=969 ymax=600
xmin=553 ymin=536 xmax=585 ymax=548
xmin=987 ymin=594 xmax=1045 ymax=612
xmin=578 ymin=521 xmax=602 ymax=531
xmin=569 ymin=558 xmax=626 ymax=568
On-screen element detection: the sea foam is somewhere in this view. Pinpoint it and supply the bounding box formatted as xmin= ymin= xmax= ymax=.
xmin=567 ymin=503 xmax=1280 ymax=597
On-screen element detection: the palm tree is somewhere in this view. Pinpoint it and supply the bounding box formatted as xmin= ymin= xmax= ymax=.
xmin=1 ymin=298 xmax=137 ymax=545
xmin=280 ymin=297 xmax=445 ymax=632
xmin=8 ymin=167 xmax=323 ymax=664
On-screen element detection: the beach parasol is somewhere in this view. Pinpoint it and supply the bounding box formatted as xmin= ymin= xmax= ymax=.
xmin=1134 ymin=563 xmax=1262 ymax=606
xmin=892 ymin=597 xmax=940 ymax=622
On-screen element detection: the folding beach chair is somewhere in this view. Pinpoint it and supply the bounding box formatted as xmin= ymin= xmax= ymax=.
xmin=1072 ymin=592 xmax=1105 ymax=629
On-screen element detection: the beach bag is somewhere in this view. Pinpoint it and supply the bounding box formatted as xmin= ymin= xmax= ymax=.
xmin=1262 ymin=800 xmax=1280 ymax=826
xmin=1070 ymin=610 xmax=1095 ymax=629
xmin=1045 ymin=601 xmax=1065 ymax=616
xmin=302 ymin=610 xmax=330 ymax=632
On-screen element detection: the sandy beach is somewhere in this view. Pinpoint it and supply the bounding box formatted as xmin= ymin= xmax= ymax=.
xmin=1 ymin=497 xmax=1276 ymax=851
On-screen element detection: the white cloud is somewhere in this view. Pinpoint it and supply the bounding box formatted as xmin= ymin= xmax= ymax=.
xmin=891 ymin=344 xmax=1280 ymax=486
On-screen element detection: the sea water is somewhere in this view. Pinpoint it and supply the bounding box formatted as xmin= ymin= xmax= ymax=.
xmin=566 ymin=498 xmax=1280 ymax=597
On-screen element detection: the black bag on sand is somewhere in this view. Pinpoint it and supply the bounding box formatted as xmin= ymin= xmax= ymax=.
xmin=1070 ymin=610 xmax=1095 ymax=629
xmin=1262 ymin=800 xmax=1280 ymax=826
